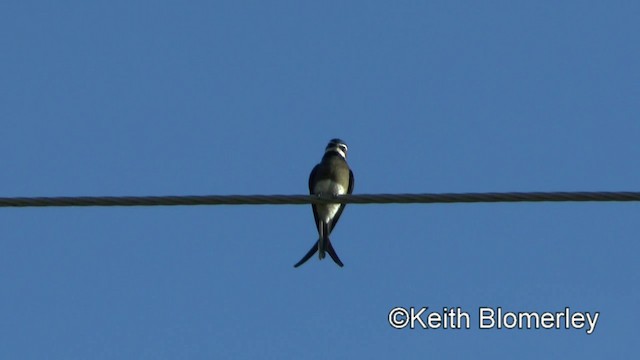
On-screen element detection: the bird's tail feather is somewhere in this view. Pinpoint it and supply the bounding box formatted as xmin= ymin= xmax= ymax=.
xmin=326 ymin=239 xmax=344 ymax=267
xmin=293 ymin=237 xmax=344 ymax=268
xmin=318 ymin=222 xmax=329 ymax=260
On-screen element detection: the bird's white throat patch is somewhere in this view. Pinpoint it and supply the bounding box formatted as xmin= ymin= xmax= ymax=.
xmin=313 ymin=180 xmax=346 ymax=222
xmin=325 ymin=146 xmax=346 ymax=159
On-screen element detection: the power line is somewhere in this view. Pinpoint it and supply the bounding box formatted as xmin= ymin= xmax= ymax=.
xmin=0 ymin=191 xmax=639 ymax=208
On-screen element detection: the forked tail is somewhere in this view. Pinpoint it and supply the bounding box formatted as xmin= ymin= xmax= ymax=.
xmin=293 ymin=238 xmax=344 ymax=268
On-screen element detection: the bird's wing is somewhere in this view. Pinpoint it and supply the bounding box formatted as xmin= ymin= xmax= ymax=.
xmin=348 ymin=168 xmax=355 ymax=194
xmin=308 ymin=164 xmax=321 ymax=231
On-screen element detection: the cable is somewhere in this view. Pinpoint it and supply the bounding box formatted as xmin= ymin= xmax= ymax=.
xmin=0 ymin=191 xmax=639 ymax=208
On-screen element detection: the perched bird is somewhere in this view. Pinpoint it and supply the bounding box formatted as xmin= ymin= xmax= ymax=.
xmin=294 ymin=138 xmax=354 ymax=268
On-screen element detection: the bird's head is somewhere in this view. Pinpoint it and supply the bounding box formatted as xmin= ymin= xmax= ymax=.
xmin=324 ymin=138 xmax=348 ymax=159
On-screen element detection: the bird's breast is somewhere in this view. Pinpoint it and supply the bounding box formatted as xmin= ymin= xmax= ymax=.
xmin=313 ymin=180 xmax=346 ymax=222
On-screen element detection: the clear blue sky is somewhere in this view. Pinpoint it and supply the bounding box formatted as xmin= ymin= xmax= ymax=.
xmin=1 ymin=1 xmax=638 ymax=358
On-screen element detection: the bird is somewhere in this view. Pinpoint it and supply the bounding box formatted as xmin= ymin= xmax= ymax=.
xmin=294 ymin=138 xmax=354 ymax=268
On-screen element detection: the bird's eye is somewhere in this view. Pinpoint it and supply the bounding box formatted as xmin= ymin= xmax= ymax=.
xmin=339 ymin=145 xmax=347 ymax=152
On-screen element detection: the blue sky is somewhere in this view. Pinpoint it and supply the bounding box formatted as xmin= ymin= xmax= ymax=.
xmin=1 ymin=1 xmax=638 ymax=358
